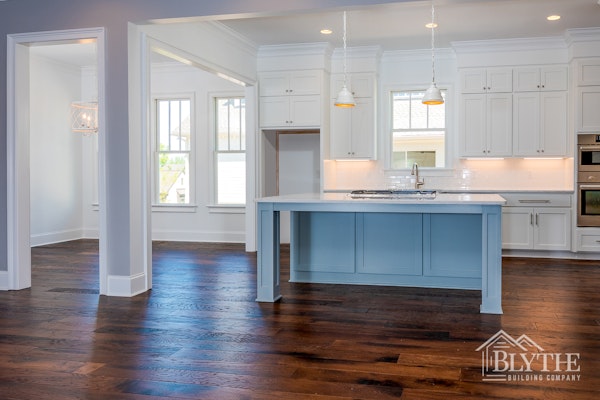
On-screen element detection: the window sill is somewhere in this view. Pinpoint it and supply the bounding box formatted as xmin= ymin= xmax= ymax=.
xmin=152 ymin=204 xmax=198 ymax=213
xmin=207 ymin=204 xmax=246 ymax=214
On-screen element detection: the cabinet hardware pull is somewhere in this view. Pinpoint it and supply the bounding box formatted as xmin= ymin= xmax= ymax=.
xmin=535 ymin=213 xmax=539 ymax=226
xmin=530 ymin=213 xmax=533 ymax=225
xmin=518 ymin=199 xmax=550 ymax=203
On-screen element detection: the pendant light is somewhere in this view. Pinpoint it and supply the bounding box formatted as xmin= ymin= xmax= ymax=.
xmin=335 ymin=11 xmax=356 ymax=108
xmin=422 ymin=1 xmax=444 ymax=105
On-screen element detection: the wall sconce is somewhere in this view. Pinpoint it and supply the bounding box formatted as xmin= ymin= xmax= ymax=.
xmin=71 ymin=101 xmax=98 ymax=135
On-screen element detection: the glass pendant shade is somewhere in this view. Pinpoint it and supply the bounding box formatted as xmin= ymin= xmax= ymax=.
xmin=422 ymin=82 xmax=444 ymax=105
xmin=334 ymin=84 xmax=356 ymax=108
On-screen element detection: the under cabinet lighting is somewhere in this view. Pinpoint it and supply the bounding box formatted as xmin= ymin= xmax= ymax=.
xmin=463 ymin=158 xmax=505 ymax=160
xmin=320 ymin=29 xmax=333 ymax=35
xmin=547 ymin=15 xmax=561 ymax=21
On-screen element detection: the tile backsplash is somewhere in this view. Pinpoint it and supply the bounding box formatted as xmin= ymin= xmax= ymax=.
xmin=324 ymin=158 xmax=574 ymax=192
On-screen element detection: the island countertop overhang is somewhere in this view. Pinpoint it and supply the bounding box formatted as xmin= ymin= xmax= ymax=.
xmin=256 ymin=192 xmax=506 ymax=207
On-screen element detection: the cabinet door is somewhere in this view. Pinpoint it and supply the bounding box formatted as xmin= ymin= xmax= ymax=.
xmin=330 ymin=105 xmax=353 ymax=158
xmin=534 ymin=208 xmax=571 ymax=251
xmin=260 ymin=72 xmax=290 ymax=96
xmin=541 ymin=66 xmax=567 ymax=91
xmin=576 ymin=59 xmax=600 ymax=86
xmin=487 ymin=67 xmax=513 ymax=93
xmin=331 ymin=73 xmax=375 ymax=98
xmin=502 ymin=208 xmax=534 ymax=249
xmin=460 ymin=69 xmax=487 ymax=93
xmin=460 ymin=94 xmax=487 ymax=156
xmin=289 ymin=95 xmax=321 ymax=127
xmin=539 ymin=91 xmax=567 ymax=156
xmin=513 ymin=92 xmax=540 ymax=156
xmin=259 ymin=96 xmax=289 ymax=127
xmin=330 ymin=98 xmax=375 ymax=159
xmin=349 ymin=98 xmax=375 ymax=159
xmin=290 ymin=70 xmax=321 ymax=96
xmin=486 ymin=93 xmax=513 ymax=156
xmin=578 ymin=87 xmax=600 ymax=132
xmin=513 ymin=67 xmax=540 ymax=92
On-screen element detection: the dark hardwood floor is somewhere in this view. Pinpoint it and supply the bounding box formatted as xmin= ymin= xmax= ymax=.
xmin=0 ymin=239 xmax=599 ymax=399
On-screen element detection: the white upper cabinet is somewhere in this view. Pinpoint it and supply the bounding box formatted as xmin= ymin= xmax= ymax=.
xmin=513 ymin=66 xmax=568 ymax=92
xmin=460 ymin=93 xmax=512 ymax=157
xmin=330 ymin=73 xmax=375 ymax=98
xmin=260 ymin=70 xmax=322 ymax=96
xmin=459 ymin=67 xmax=513 ymax=93
xmin=576 ymin=58 xmax=600 ymax=132
xmin=513 ymin=91 xmax=568 ymax=157
xmin=330 ymin=97 xmax=375 ymax=159
xmin=259 ymin=70 xmax=323 ymax=128
xmin=329 ymin=73 xmax=377 ymax=160
xmin=576 ymin=58 xmax=600 ymax=86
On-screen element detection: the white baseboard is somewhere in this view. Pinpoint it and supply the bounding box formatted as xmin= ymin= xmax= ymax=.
xmin=151 ymin=229 xmax=245 ymax=243
xmin=106 ymin=273 xmax=148 ymax=297
xmin=30 ymin=229 xmax=84 ymax=247
xmin=0 ymin=271 xmax=8 ymax=290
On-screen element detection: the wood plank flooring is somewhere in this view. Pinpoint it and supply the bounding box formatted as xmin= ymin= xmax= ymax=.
xmin=0 ymin=239 xmax=599 ymax=399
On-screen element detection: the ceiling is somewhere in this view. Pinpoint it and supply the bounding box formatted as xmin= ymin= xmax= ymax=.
xmin=25 ymin=0 xmax=600 ymax=68
xmin=218 ymin=0 xmax=600 ymax=51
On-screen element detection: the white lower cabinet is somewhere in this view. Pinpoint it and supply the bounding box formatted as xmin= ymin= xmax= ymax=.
xmin=576 ymin=228 xmax=600 ymax=252
xmin=501 ymin=194 xmax=571 ymax=251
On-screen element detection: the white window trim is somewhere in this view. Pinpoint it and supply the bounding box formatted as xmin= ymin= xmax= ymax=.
xmin=151 ymin=92 xmax=196 ymax=207
xmin=381 ymin=83 xmax=455 ymax=176
xmin=208 ymin=90 xmax=247 ymax=209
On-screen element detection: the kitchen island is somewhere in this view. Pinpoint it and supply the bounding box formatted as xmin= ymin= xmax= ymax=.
xmin=256 ymin=192 xmax=506 ymax=314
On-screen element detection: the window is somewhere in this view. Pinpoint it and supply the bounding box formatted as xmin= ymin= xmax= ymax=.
xmin=155 ymin=98 xmax=192 ymax=204
xmin=214 ymin=97 xmax=246 ymax=205
xmin=391 ymin=90 xmax=446 ymax=169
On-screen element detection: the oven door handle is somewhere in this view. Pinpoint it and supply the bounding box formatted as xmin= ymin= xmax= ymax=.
xmin=579 ymin=184 xmax=600 ymax=189
xmin=579 ymin=146 xmax=600 ymax=151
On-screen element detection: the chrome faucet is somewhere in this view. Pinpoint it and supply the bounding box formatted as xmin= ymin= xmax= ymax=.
xmin=411 ymin=162 xmax=424 ymax=189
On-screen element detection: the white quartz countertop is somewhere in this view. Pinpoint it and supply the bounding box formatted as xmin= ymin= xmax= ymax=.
xmin=256 ymin=192 xmax=506 ymax=205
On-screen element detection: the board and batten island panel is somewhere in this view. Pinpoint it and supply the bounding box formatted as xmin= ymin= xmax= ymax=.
xmin=255 ymin=192 xmax=506 ymax=314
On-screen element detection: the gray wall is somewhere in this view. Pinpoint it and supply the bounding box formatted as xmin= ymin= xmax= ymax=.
xmin=0 ymin=0 xmax=402 ymax=275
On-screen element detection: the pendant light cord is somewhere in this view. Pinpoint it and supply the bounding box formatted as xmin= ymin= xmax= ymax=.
xmin=430 ymin=1 xmax=436 ymax=84
xmin=343 ymin=11 xmax=348 ymax=86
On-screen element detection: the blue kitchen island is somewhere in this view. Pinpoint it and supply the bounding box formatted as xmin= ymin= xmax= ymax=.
xmin=255 ymin=192 xmax=506 ymax=314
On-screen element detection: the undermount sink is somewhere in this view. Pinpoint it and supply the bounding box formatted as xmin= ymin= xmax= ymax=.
xmin=349 ymin=189 xmax=438 ymax=199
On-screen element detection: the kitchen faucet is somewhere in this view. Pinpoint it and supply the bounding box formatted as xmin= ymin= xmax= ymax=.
xmin=411 ymin=162 xmax=424 ymax=189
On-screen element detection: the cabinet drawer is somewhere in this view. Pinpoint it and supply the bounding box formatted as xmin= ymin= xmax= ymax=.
xmin=577 ymin=232 xmax=600 ymax=252
xmin=501 ymin=193 xmax=571 ymax=207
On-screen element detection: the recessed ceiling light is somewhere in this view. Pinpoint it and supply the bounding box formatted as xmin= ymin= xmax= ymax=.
xmin=547 ymin=15 xmax=561 ymax=21
xmin=320 ymin=29 xmax=333 ymax=35
xmin=425 ymin=22 xmax=438 ymax=29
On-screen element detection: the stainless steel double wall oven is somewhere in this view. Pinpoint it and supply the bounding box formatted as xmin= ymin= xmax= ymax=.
xmin=577 ymin=134 xmax=600 ymax=226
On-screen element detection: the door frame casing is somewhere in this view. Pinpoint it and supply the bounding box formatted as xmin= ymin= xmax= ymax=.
xmin=5 ymin=27 xmax=107 ymax=293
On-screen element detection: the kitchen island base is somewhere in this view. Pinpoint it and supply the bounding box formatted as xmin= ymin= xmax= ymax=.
xmin=256 ymin=193 xmax=504 ymax=314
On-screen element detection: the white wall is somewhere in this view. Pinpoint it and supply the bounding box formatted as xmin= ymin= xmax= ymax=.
xmin=29 ymin=51 xmax=84 ymax=246
xmin=150 ymin=61 xmax=246 ymax=242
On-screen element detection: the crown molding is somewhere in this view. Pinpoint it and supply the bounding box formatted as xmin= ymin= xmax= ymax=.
xmin=452 ymin=36 xmax=567 ymax=54
xmin=565 ymin=27 xmax=600 ymax=46
xmin=258 ymin=42 xmax=333 ymax=59
xmin=383 ymin=47 xmax=454 ymax=63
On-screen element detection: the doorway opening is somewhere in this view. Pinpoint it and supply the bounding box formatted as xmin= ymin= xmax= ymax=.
xmin=6 ymin=28 xmax=106 ymax=293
